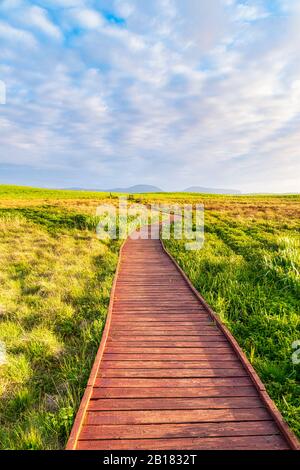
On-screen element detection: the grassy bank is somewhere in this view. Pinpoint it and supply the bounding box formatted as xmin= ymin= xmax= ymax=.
xmin=0 ymin=205 xmax=120 ymax=449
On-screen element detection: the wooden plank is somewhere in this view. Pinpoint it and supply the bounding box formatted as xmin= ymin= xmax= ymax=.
xmin=112 ymin=313 xmax=209 ymax=318
xmin=109 ymin=333 xmax=222 ymax=340
xmin=94 ymin=377 xmax=253 ymax=388
xmin=103 ymin=352 xmax=239 ymax=361
xmin=115 ymin=295 xmax=198 ymax=298
xmin=111 ymin=321 xmax=215 ymax=325
xmin=93 ymin=386 xmax=259 ymax=398
xmin=77 ymin=435 xmax=289 ymax=450
xmin=88 ymin=396 xmax=262 ymax=411
xmin=112 ymin=306 xmax=206 ymax=309
xmin=80 ymin=420 xmax=279 ymax=440
xmin=101 ymin=360 xmax=241 ymax=369
xmin=106 ymin=340 xmax=228 ymax=347
xmin=113 ymin=302 xmax=203 ymax=306
xmin=105 ymin=347 xmax=232 ymax=354
xmin=111 ymin=316 xmax=212 ymax=322
xmin=115 ymin=296 xmax=205 ymax=300
xmin=112 ymin=322 xmax=218 ymax=336
xmin=98 ymin=369 xmax=247 ymax=378
xmin=83 ymin=408 xmax=270 ymax=425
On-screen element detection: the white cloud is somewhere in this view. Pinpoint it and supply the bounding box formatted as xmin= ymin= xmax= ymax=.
xmin=0 ymin=20 xmax=37 ymax=46
xmin=24 ymin=6 xmax=62 ymax=40
xmin=0 ymin=0 xmax=23 ymax=8
xmin=68 ymin=8 xmax=104 ymax=29
xmin=235 ymin=2 xmax=270 ymax=22
xmin=0 ymin=0 xmax=299 ymax=191
xmin=40 ymin=0 xmax=85 ymax=6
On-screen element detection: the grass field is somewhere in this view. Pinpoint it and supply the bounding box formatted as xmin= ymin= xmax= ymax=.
xmin=0 ymin=185 xmax=299 ymax=448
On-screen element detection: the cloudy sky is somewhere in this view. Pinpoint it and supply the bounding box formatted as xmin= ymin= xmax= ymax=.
xmin=0 ymin=0 xmax=300 ymax=192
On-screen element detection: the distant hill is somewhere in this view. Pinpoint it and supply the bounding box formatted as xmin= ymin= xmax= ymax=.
xmin=64 ymin=185 xmax=241 ymax=194
xmin=65 ymin=185 xmax=163 ymax=193
xmin=104 ymin=185 xmax=163 ymax=194
xmin=183 ymin=186 xmax=241 ymax=195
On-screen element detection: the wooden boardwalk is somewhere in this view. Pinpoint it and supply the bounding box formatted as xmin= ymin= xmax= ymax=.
xmin=67 ymin=232 xmax=299 ymax=450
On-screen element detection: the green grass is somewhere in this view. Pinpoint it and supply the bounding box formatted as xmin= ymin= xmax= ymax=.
xmin=0 ymin=185 xmax=111 ymax=200
xmin=1 ymin=184 xmax=299 ymax=202
xmin=0 ymin=206 xmax=120 ymax=449
xmin=0 ymin=207 xmax=102 ymax=233
xmin=164 ymin=210 xmax=300 ymax=437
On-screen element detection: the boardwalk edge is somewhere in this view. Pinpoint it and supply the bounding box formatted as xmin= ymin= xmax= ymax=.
xmin=65 ymin=239 xmax=126 ymax=450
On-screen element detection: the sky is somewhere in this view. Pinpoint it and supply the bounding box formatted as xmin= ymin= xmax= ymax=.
xmin=0 ymin=0 xmax=300 ymax=192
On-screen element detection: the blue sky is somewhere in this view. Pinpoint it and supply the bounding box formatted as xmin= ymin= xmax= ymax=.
xmin=0 ymin=0 xmax=300 ymax=192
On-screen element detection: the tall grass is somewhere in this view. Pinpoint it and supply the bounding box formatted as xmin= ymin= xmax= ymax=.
xmin=0 ymin=208 xmax=120 ymax=449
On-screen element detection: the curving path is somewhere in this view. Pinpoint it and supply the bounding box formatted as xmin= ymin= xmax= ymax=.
xmin=67 ymin=230 xmax=299 ymax=450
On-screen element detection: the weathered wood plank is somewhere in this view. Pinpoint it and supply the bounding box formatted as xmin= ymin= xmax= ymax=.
xmin=101 ymin=360 xmax=241 ymax=369
xmin=88 ymin=396 xmax=262 ymax=411
xmin=105 ymin=346 xmax=233 ymax=354
xmin=103 ymin=352 xmax=237 ymax=361
xmin=84 ymin=408 xmax=270 ymax=425
xmin=80 ymin=420 xmax=279 ymax=440
xmin=92 ymin=386 xmax=259 ymax=399
xmin=94 ymin=377 xmax=253 ymax=388
xmin=109 ymin=332 xmax=222 ymax=338
xmin=98 ymin=369 xmax=247 ymax=378
xmin=77 ymin=435 xmax=289 ymax=450
xmin=106 ymin=340 xmax=228 ymax=347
